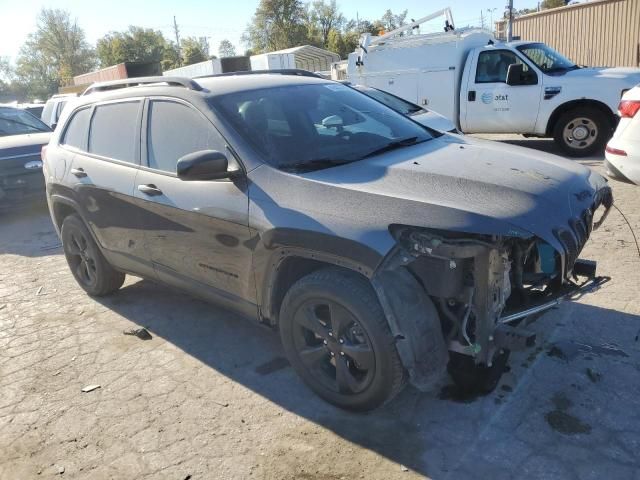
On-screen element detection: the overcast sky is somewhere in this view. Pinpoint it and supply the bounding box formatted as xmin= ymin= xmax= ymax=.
xmin=0 ymin=0 xmax=550 ymax=62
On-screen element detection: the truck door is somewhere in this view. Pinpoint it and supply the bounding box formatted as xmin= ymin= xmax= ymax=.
xmin=462 ymin=49 xmax=541 ymax=133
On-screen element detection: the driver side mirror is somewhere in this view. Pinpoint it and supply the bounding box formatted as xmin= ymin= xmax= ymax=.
xmin=506 ymin=63 xmax=536 ymax=86
xmin=506 ymin=63 xmax=524 ymax=85
xmin=176 ymin=150 xmax=239 ymax=181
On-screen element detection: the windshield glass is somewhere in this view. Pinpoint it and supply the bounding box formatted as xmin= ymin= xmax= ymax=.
xmin=210 ymin=83 xmax=432 ymax=171
xmin=516 ymin=43 xmax=578 ymax=73
xmin=358 ymin=87 xmax=424 ymax=116
xmin=0 ymin=107 xmax=51 ymax=136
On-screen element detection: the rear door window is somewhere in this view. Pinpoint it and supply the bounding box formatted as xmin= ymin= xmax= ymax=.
xmin=146 ymin=100 xmax=225 ymax=173
xmin=61 ymin=108 xmax=91 ymax=151
xmin=89 ymin=101 xmax=141 ymax=163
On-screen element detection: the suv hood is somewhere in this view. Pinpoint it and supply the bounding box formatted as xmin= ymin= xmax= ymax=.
xmin=251 ymin=135 xmax=610 ymax=256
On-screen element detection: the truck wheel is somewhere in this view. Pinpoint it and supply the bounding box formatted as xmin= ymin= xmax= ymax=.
xmin=279 ymin=267 xmax=406 ymax=411
xmin=447 ymin=349 xmax=510 ymax=394
xmin=553 ymin=107 xmax=611 ymax=157
xmin=61 ymin=214 xmax=125 ymax=296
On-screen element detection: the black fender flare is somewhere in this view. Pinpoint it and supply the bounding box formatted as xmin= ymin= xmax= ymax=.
xmin=255 ymin=228 xmax=383 ymax=321
xmin=372 ymin=256 xmax=448 ymax=391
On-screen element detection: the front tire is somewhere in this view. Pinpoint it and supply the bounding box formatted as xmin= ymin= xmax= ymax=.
xmin=279 ymin=268 xmax=406 ymax=411
xmin=553 ymin=107 xmax=611 ymax=157
xmin=61 ymin=214 xmax=125 ymax=296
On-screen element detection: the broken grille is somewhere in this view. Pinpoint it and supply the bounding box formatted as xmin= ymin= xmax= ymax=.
xmin=555 ymin=208 xmax=593 ymax=275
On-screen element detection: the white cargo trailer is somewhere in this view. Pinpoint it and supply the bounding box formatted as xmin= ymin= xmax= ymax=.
xmin=163 ymin=57 xmax=250 ymax=78
xmin=250 ymin=53 xmax=296 ymax=71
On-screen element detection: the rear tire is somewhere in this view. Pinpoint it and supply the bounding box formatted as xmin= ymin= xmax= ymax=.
xmin=61 ymin=214 xmax=125 ymax=296
xmin=553 ymin=107 xmax=611 ymax=157
xmin=279 ymin=267 xmax=406 ymax=411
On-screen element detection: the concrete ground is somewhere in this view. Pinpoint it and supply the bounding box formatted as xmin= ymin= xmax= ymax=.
xmin=1 ymin=136 xmax=639 ymax=479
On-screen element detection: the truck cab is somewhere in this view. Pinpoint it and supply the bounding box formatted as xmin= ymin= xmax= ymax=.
xmin=346 ymin=8 xmax=640 ymax=157
xmin=460 ymin=41 xmax=640 ymax=155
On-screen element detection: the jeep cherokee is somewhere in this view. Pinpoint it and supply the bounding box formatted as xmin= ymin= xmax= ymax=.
xmin=43 ymin=73 xmax=613 ymax=411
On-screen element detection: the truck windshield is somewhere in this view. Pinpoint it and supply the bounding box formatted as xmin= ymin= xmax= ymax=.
xmin=211 ymin=83 xmax=432 ymax=172
xmin=516 ymin=43 xmax=578 ymax=74
xmin=0 ymin=107 xmax=51 ymax=136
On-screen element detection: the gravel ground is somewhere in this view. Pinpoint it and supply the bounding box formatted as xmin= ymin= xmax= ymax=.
xmin=1 ymin=136 xmax=639 ymax=479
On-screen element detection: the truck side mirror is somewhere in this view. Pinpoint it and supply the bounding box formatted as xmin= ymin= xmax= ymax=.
xmin=506 ymin=63 xmax=525 ymax=86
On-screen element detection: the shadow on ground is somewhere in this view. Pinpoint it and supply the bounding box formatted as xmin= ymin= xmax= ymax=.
xmin=0 ymin=203 xmax=61 ymax=257
xmin=95 ymin=278 xmax=640 ymax=478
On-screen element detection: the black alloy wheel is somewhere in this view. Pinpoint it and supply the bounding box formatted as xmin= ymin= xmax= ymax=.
xmin=292 ymin=299 xmax=376 ymax=395
xmin=61 ymin=214 xmax=125 ymax=296
xmin=279 ymin=268 xmax=406 ymax=411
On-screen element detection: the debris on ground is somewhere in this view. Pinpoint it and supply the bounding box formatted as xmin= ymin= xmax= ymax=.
xmin=548 ymin=339 xmax=628 ymax=361
xmin=57 ymin=465 xmax=65 ymax=474
xmin=586 ymin=367 xmax=602 ymax=383
xmin=545 ymin=392 xmax=592 ymax=435
xmin=400 ymin=465 xmax=409 ymax=472
xmin=213 ymin=400 xmax=229 ymax=407
xmin=0 ymin=304 xmax=5 ymax=311
xmin=40 ymin=243 xmax=62 ymax=251
xmin=52 ymin=371 xmax=61 ymax=377
xmin=254 ymin=356 xmax=290 ymax=375
xmin=123 ymin=327 xmax=152 ymax=340
xmin=81 ymin=384 xmax=101 ymax=393
xmin=36 ymin=286 xmax=44 ymax=296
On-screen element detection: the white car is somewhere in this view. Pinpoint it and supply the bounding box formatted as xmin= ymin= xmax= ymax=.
xmin=605 ymin=85 xmax=640 ymax=185
xmin=351 ymin=84 xmax=458 ymax=133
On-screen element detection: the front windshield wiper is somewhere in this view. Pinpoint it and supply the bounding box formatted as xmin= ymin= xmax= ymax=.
xmin=360 ymin=136 xmax=426 ymax=159
xmin=280 ymin=158 xmax=354 ymax=172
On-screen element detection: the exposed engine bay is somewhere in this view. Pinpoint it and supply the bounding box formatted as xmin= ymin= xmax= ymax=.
xmin=373 ymin=186 xmax=613 ymax=390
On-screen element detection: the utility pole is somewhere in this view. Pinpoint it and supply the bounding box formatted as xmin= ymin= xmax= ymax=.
xmin=173 ymin=15 xmax=182 ymax=67
xmin=480 ymin=10 xmax=485 ymax=29
xmin=507 ymin=0 xmax=514 ymax=42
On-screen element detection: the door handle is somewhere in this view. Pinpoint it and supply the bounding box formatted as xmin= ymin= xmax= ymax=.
xmin=468 ymin=91 xmax=476 ymax=102
xmin=70 ymin=167 xmax=87 ymax=178
xmin=137 ymin=184 xmax=163 ymax=196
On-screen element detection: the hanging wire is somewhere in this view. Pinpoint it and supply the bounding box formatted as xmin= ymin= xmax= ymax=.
xmin=613 ymin=203 xmax=640 ymax=259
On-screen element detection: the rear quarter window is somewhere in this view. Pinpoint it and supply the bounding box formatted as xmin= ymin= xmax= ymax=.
xmin=61 ymin=108 xmax=92 ymax=151
xmin=89 ymin=101 xmax=141 ymax=163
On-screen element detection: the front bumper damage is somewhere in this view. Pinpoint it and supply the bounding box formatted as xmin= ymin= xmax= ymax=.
xmin=372 ymin=187 xmax=613 ymax=390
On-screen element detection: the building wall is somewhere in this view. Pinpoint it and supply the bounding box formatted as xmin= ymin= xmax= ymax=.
xmin=497 ymin=0 xmax=640 ymax=67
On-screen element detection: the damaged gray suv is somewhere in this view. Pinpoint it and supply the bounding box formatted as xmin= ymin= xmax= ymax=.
xmin=43 ymin=72 xmax=613 ymax=411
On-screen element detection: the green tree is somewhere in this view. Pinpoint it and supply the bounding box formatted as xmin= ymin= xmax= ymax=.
xmin=181 ymin=37 xmax=208 ymax=65
xmin=97 ymin=27 xmax=169 ymax=66
xmin=541 ymin=0 xmax=567 ymax=9
xmin=15 ymin=8 xmax=96 ymax=98
xmin=0 ymin=57 xmax=12 ymax=81
xmin=306 ymin=0 xmax=344 ymax=48
xmin=243 ymin=0 xmax=308 ymax=53
xmin=379 ymin=9 xmax=408 ymax=32
xmin=218 ymin=39 xmax=237 ymax=58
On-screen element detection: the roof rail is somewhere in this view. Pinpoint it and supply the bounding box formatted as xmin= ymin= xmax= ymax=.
xmin=193 ymin=69 xmax=324 ymax=80
xmin=82 ymin=76 xmax=203 ymax=96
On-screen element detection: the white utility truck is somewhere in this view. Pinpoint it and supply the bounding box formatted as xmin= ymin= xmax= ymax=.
xmin=346 ymin=8 xmax=640 ymax=156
